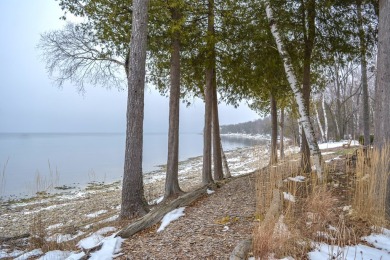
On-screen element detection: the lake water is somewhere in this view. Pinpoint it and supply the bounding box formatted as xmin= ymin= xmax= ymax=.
xmin=0 ymin=133 xmax=266 ymax=199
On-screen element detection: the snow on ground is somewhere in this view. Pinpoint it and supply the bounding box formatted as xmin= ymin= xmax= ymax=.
xmin=14 ymin=249 xmax=43 ymax=260
xmin=207 ymin=189 xmax=215 ymax=194
xmin=308 ymin=228 xmax=390 ymax=259
xmin=318 ymin=140 xmax=359 ymax=150
xmin=85 ymin=209 xmax=108 ymax=218
xmin=157 ymin=207 xmax=186 ymax=232
xmin=283 ymin=192 xmax=296 ymax=203
xmin=286 ymin=176 xmax=306 ymax=182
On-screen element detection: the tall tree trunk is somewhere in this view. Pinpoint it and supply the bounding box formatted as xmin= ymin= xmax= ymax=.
xmin=300 ymin=0 xmax=316 ymax=174
xmin=120 ymin=0 xmax=150 ymax=219
xmin=374 ymin=0 xmax=390 ymax=147
xmin=279 ymin=107 xmax=285 ymax=160
xmin=212 ymin=77 xmax=223 ymax=181
xmin=164 ymin=6 xmax=183 ymax=199
xmin=202 ymin=0 xmax=215 ymax=185
xmin=357 ymin=0 xmax=370 ymax=148
xmin=374 ymin=0 xmax=390 ymax=218
xmin=265 ymin=1 xmax=323 ymax=179
xmin=270 ymin=93 xmax=278 ymax=165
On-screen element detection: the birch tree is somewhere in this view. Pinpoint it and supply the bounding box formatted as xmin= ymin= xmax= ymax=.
xmin=264 ymin=1 xmax=323 ymax=178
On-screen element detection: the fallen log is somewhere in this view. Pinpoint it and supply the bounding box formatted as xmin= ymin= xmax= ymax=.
xmin=116 ymin=186 xmax=208 ymax=238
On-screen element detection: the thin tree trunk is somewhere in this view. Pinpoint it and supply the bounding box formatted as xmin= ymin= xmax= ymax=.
xmin=202 ymin=0 xmax=215 ymax=185
xmin=270 ymin=93 xmax=278 ymax=165
xmin=315 ymin=101 xmax=325 ymax=143
xmin=279 ymin=106 xmax=285 ymax=160
xmin=120 ymin=0 xmax=150 ymax=219
xmin=212 ymin=79 xmax=223 ymax=181
xmin=322 ymin=96 xmax=328 ymax=142
xmin=164 ymin=6 xmax=183 ymax=199
xmin=221 ymin=141 xmax=231 ymax=178
xmin=265 ymin=2 xmax=323 ymax=179
xmin=357 ymin=0 xmax=370 ymax=148
xmin=335 ymin=66 xmax=342 ymax=140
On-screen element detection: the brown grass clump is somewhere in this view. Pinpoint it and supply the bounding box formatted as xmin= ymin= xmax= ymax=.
xmin=352 ymin=144 xmax=390 ymax=227
xmin=29 ymin=213 xmax=76 ymax=253
xmin=302 ymin=186 xmax=337 ymax=239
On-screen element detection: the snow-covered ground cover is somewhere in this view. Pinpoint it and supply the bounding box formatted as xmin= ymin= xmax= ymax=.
xmin=308 ymin=228 xmax=390 ymax=259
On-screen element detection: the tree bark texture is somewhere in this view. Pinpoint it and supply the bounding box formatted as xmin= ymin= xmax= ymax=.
xmin=165 ymin=6 xmax=183 ymax=198
xmin=270 ymin=93 xmax=278 ymax=165
xmin=374 ymin=0 xmax=390 ymax=147
xmin=279 ymin=107 xmax=285 ymax=160
xmin=300 ymin=0 xmax=315 ymax=174
xmin=121 ymin=0 xmax=150 ymax=219
xmin=315 ymin=102 xmax=325 ymax=143
xmin=212 ymin=78 xmax=223 ymax=181
xmin=374 ymin=0 xmax=390 ymax=218
xmin=221 ymin=140 xmax=232 ymax=178
xmin=322 ymin=96 xmax=328 ymax=142
xmin=202 ymin=0 xmax=215 ymax=185
xmin=357 ymin=0 xmax=370 ymax=148
xmin=265 ymin=2 xmax=323 ymax=179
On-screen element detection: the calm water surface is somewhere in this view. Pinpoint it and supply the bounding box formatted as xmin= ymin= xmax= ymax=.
xmin=0 ymin=133 xmax=265 ymax=199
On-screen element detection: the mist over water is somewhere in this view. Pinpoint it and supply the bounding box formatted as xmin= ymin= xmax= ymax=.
xmin=0 ymin=133 xmax=266 ymax=199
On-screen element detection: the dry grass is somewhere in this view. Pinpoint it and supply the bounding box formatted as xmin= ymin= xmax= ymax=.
xmin=29 ymin=213 xmax=77 ymax=253
xmin=253 ymin=144 xmax=390 ymax=259
xmin=352 ymin=145 xmax=390 ymax=227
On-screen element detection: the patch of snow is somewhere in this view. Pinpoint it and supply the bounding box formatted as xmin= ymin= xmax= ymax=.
xmin=207 ymin=189 xmax=215 ymax=194
xmin=0 ymin=249 xmax=24 ymax=258
xmin=308 ymin=242 xmax=389 ymax=259
xmin=38 ymin=250 xmax=71 ymax=260
xmin=14 ymin=249 xmax=43 ymax=260
xmin=283 ymin=192 xmax=296 ymax=203
xmin=362 ymin=231 xmax=390 ymax=252
xmin=157 ymin=207 xmax=186 ymax=232
xmin=85 ymin=209 xmax=108 ymax=218
xmin=287 ymin=176 xmax=305 ymax=182
xmin=89 ymin=235 xmax=124 ymax=260
xmin=321 ymin=152 xmax=336 ymax=155
xmin=65 ymin=251 xmax=86 ymax=260
xmin=95 ymin=226 xmax=117 ymax=236
xmin=46 ymin=223 xmax=64 ymax=230
xmin=77 ymin=234 xmax=104 ymax=250
xmin=46 ymin=230 xmax=85 ymax=243
xmin=156 ymin=196 xmax=164 ymax=204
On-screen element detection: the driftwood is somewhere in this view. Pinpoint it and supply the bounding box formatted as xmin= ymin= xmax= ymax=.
xmin=0 ymin=233 xmax=30 ymax=243
xmin=117 ymin=186 xmax=208 ymax=238
xmin=229 ymin=238 xmax=252 ymax=260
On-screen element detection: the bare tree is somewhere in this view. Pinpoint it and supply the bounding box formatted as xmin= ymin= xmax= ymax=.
xmin=39 ymin=23 xmax=126 ymax=92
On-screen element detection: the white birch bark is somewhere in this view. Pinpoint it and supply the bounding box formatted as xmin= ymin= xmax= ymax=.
xmin=264 ymin=2 xmax=323 ymax=179
xmin=315 ymin=102 xmax=325 ymax=143
xmin=322 ymin=96 xmax=328 ymax=142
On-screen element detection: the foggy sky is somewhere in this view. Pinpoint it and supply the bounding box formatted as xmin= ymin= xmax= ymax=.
xmin=0 ymin=0 xmax=259 ymax=134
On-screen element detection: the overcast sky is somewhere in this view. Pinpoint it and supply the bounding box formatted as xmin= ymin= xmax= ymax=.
xmin=0 ymin=0 xmax=259 ymax=134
